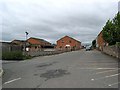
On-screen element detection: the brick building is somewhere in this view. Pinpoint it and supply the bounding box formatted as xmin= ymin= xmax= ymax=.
xmin=11 ymin=40 xmax=26 ymax=46
xmin=56 ymin=36 xmax=81 ymax=51
xmin=11 ymin=40 xmax=30 ymax=51
xmin=96 ymin=31 xmax=108 ymax=51
xmin=27 ymin=37 xmax=52 ymax=51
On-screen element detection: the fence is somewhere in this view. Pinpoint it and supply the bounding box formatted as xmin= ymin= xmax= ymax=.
xmin=2 ymin=42 xmax=22 ymax=52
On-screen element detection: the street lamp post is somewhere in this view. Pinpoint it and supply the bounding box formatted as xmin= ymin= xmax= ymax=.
xmin=25 ymin=32 xmax=29 ymax=55
xmin=25 ymin=31 xmax=28 ymax=41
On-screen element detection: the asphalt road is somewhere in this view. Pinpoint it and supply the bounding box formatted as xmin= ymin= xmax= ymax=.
xmin=2 ymin=50 xmax=119 ymax=88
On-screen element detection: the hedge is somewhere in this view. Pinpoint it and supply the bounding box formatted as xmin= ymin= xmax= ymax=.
xmin=2 ymin=51 xmax=32 ymax=60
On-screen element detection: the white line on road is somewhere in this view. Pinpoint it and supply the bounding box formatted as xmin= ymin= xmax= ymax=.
xmin=105 ymin=73 xmax=120 ymax=78
xmin=77 ymin=68 xmax=118 ymax=70
xmin=4 ymin=78 xmax=21 ymax=85
xmin=92 ymin=69 xmax=118 ymax=75
xmin=97 ymin=68 xmax=118 ymax=70
xmin=91 ymin=73 xmax=120 ymax=81
xmin=108 ymin=82 xmax=120 ymax=87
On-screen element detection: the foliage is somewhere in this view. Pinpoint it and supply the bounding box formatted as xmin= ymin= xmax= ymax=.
xmin=2 ymin=51 xmax=32 ymax=60
xmin=92 ymin=39 xmax=96 ymax=48
xmin=116 ymin=42 xmax=120 ymax=46
xmin=102 ymin=12 xmax=120 ymax=45
xmin=113 ymin=12 xmax=120 ymax=43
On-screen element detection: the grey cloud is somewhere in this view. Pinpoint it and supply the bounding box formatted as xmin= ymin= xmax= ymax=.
xmin=2 ymin=32 xmax=14 ymax=41
xmin=1 ymin=0 xmax=118 ymax=44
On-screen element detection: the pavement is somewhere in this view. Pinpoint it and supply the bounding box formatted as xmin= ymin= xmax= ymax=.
xmin=0 ymin=60 xmax=2 ymax=90
xmin=2 ymin=49 xmax=119 ymax=88
xmin=0 ymin=60 xmax=2 ymax=78
xmin=0 ymin=69 xmax=3 ymax=78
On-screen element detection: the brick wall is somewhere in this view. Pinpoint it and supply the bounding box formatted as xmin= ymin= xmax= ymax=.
xmin=96 ymin=31 xmax=105 ymax=51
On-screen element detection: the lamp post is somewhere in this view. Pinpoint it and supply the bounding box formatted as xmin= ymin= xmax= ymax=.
xmin=25 ymin=31 xmax=28 ymax=40
xmin=25 ymin=31 xmax=29 ymax=53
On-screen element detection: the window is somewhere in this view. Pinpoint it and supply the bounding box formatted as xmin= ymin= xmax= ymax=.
xmin=69 ymin=40 xmax=71 ymax=43
xmin=35 ymin=46 xmax=37 ymax=49
xmin=62 ymin=40 xmax=64 ymax=43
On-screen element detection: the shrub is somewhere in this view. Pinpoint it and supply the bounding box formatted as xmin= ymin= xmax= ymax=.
xmin=116 ymin=42 xmax=120 ymax=46
xmin=2 ymin=51 xmax=32 ymax=60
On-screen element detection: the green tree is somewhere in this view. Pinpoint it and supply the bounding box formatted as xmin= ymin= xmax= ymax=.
xmin=102 ymin=20 xmax=115 ymax=45
xmin=113 ymin=12 xmax=120 ymax=43
xmin=92 ymin=39 xmax=96 ymax=48
xmin=102 ymin=12 xmax=120 ymax=45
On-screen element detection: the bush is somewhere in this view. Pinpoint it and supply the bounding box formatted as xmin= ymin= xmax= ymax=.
xmin=2 ymin=51 xmax=32 ymax=60
xmin=116 ymin=42 xmax=120 ymax=46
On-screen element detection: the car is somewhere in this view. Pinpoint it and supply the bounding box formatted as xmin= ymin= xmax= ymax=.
xmin=86 ymin=46 xmax=92 ymax=51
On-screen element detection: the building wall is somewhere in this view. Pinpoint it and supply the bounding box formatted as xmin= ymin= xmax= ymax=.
xmin=1 ymin=42 xmax=22 ymax=52
xmin=29 ymin=45 xmax=42 ymax=52
xmin=42 ymin=42 xmax=51 ymax=46
xmin=96 ymin=31 xmax=105 ymax=51
xmin=27 ymin=38 xmax=53 ymax=52
xmin=56 ymin=36 xmax=81 ymax=51
xmin=11 ymin=40 xmax=24 ymax=46
xmin=27 ymin=38 xmax=42 ymax=52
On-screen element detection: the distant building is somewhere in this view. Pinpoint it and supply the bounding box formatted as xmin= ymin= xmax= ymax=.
xmin=27 ymin=37 xmax=52 ymax=51
xmin=11 ymin=40 xmax=30 ymax=51
xmin=56 ymin=36 xmax=81 ymax=51
xmin=11 ymin=40 xmax=27 ymax=46
xmin=1 ymin=42 xmax=23 ymax=52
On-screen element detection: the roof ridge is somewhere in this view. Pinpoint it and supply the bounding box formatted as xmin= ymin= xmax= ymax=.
xmin=28 ymin=37 xmax=50 ymax=43
xmin=57 ymin=35 xmax=81 ymax=43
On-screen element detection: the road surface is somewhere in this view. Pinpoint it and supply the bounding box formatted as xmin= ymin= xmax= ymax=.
xmin=2 ymin=50 xmax=119 ymax=88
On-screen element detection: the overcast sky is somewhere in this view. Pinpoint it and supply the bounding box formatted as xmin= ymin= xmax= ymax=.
xmin=0 ymin=0 xmax=119 ymax=44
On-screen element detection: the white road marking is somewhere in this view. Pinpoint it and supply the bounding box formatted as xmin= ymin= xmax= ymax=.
xmin=105 ymin=73 xmax=120 ymax=78
xmin=4 ymin=78 xmax=21 ymax=85
xmin=93 ymin=69 xmax=118 ymax=75
xmin=97 ymin=68 xmax=118 ymax=70
xmin=77 ymin=68 xmax=118 ymax=70
xmin=91 ymin=73 xmax=120 ymax=81
xmin=108 ymin=82 xmax=120 ymax=87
